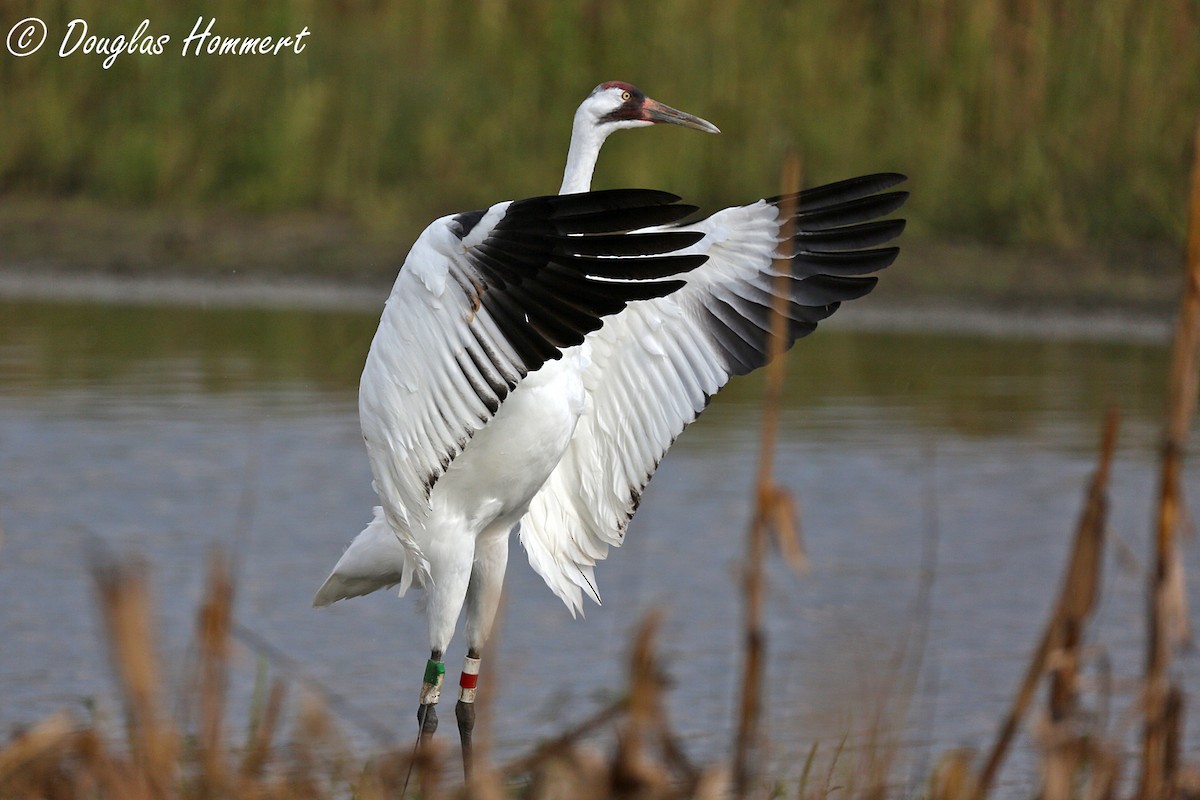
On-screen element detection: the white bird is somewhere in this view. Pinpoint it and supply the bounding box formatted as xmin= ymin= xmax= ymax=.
xmin=315 ymin=81 xmax=907 ymax=766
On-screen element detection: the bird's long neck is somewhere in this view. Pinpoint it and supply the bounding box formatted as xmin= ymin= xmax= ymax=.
xmin=559 ymin=114 xmax=609 ymax=195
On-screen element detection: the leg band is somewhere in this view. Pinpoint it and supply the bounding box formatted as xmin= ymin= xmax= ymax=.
xmin=420 ymin=658 xmax=445 ymax=705
xmin=458 ymin=656 xmax=481 ymax=703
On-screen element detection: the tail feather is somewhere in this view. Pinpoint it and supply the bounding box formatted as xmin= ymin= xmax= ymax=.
xmin=313 ymin=507 xmax=421 ymax=606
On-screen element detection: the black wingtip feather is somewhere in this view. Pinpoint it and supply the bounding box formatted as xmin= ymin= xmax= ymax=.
xmin=553 ymin=230 xmax=706 ymax=257
xmin=765 ymin=172 xmax=908 ymax=209
xmin=576 ymin=253 xmax=709 ymax=279
xmin=544 ymin=188 xmax=684 ymax=216
xmin=508 ymin=189 xmax=696 ymax=232
xmin=795 ymin=191 xmax=909 ymax=232
xmin=792 ymin=246 xmax=900 ymax=277
xmin=799 ymin=274 xmax=879 ymax=305
xmin=795 ymin=218 xmax=907 ymax=252
xmin=692 ymin=172 xmax=907 ymax=381
xmin=557 ymin=204 xmax=700 ymax=233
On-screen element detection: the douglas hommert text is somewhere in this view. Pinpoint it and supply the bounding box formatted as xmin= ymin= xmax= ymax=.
xmin=50 ymin=16 xmax=310 ymax=69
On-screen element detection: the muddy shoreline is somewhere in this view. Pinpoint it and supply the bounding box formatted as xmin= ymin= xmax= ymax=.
xmin=0 ymin=266 xmax=1173 ymax=344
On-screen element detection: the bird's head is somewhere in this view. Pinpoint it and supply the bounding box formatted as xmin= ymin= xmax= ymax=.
xmin=560 ymin=82 xmax=719 ymax=193
xmin=579 ymin=82 xmax=720 ymax=136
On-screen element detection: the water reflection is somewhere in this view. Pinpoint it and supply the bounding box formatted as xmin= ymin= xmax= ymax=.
xmin=0 ymin=299 xmax=1172 ymax=436
xmin=0 ymin=301 xmax=372 ymax=412
xmin=0 ymin=298 xmax=1194 ymax=792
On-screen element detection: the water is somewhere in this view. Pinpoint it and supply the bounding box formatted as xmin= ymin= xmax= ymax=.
xmin=1 ymin=298 xmax=1197 ymax=790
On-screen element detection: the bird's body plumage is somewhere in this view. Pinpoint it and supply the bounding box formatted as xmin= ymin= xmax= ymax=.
xmin=314 ymin=83 xmax=907 ymax=758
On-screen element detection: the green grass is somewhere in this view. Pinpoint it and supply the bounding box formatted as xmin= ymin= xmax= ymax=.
xmin=1 ymin=0 xmax=1197 ymax=258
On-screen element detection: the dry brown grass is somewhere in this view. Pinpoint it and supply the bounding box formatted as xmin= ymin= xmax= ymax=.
xmin=0 ymin=556 xmax=726 ymax=800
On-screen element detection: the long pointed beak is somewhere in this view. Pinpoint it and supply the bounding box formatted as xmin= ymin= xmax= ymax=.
xmin=643 ymin=98 xmax=720 ymax=134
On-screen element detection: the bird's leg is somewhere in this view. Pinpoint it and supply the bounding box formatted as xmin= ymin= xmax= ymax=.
xmin=417 ymin=649 xmax=444 ymax=743
xmin=455 ymin=648 xmax=481 ymax=777
xmin=418 ymin=535 xmax=476 ymax=747
xmin=456 ymin=528 xmax=508 ymax=778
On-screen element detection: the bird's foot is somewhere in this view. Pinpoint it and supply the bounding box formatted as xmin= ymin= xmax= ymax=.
xmin=417 ymin=702 xmax=438 ymax=737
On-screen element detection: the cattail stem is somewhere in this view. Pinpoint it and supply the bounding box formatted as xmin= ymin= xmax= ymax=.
xmin=1137 ymin=118 xmax=1200 ymax=800
xmin=733 ymin=152 xmax=802 ymax=798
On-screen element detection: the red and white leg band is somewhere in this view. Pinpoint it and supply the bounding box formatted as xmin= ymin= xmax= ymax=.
xmin=458 ymin=656 xmax=481 ymax=703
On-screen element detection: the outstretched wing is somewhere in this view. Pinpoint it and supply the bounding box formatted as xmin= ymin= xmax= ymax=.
xmin=359 ymin=189 xmax=709 ymax=536
xmin=518 ymin=174 xmax=908 ymax=614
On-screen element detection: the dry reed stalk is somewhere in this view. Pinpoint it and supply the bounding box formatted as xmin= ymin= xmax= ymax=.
xmin=499 ymin=611 xmax=706 ymax=800
xmin=929 ymin=749 xmax=978 ymax=800
xmin=239 ymin=678 xmax=287 ymax=780
xmin=1137 ymin=120 xmax=1200 ymax=800
xmin=92 ymin=555 xmax=178 ymax=798
xmin=1046 ymin=407 xmax=1118 ymax=725
xmin=613 ymin=611 xmax=670 ymax=796
xmin=618 ymin=614 xmax=712 ymax=799
xmin=195 ymin=552 xmax=233 ymax=795
xmin=976 ymin=407 xmax=1119 ymax=797
xmin=230 ymin=621 xmax=396 ymax=746
xmin=498 ymin=697 xmax=628 ymax=780
xmin=0 ymin=711 xmax=77 ymax=790
xmin=1036 ymin=725 xmax=1121 ymax=800
xmin=733 ymin=151 xmax=805 ymax=799
xmin=623 ymin=614 xmax=701 ymax=793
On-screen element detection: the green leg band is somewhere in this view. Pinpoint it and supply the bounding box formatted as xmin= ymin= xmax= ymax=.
xmin=423 ymin=658 xmax=446 ymax=684
xmin=420 ymin=658 xmax=445 ymax=705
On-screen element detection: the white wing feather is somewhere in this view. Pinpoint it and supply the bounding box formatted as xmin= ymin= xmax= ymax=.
xmin=518 ymin=172 xmax=907 ymax=614
xmin=519 ymin=202 xmax=780 ymax=614
xmin=360 ymin=216 xmax=508 ymax=540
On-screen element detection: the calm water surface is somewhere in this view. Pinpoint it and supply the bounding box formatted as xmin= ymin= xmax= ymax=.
xmin=1 ymin=299 xmax=1197 ymax=790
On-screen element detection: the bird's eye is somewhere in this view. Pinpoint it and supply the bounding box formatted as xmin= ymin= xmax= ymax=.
xmin=621 ymin=90 xmax=631 ymax=102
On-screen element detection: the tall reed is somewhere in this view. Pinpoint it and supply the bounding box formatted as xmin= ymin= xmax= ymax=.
xmin=1136 ymin=120 xmax=1200 ymax=800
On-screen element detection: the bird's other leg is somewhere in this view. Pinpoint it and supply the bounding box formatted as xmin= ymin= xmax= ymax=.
xmin=457 ymin=529 xmax=510 ymax=778
xmin=455 ymin=648 xmax=481 ymax=777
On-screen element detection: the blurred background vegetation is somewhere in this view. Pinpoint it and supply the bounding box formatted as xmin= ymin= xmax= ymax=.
xmin=1 ymin=0 xmax=1198 ymax=296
